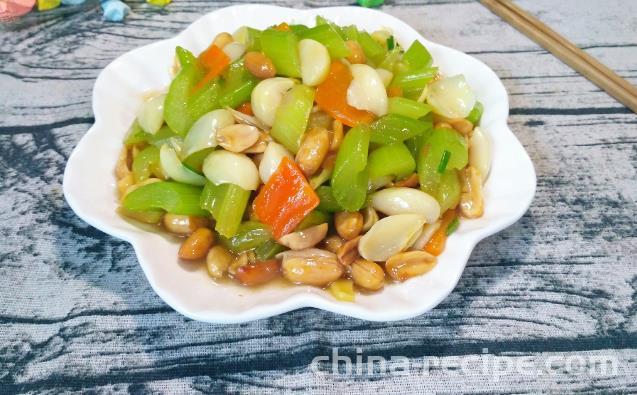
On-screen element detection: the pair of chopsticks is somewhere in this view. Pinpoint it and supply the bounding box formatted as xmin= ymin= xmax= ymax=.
xmin=480 ymin=0 xmax=637 ymax=114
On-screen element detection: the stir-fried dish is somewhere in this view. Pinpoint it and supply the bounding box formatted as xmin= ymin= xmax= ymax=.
xmin=115 ymin=17 xmax=490 ymax=301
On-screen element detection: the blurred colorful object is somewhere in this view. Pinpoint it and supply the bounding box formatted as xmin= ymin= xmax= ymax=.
xmin=100 ymin=0 xmax=129 ymax=21
xmin=0 ymin=0 xmax=36 ymax=19
xmin=357 ymin=0 xmax=384 ymax=7
xmin=37 ymin=0 xmax=60 ymax=10
xmin=147 ymin=0 xmax=171 ymax=6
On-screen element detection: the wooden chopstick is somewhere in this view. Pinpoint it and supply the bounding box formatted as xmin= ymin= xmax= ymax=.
xmin=480 ymin=0 xmax=637 ymax=113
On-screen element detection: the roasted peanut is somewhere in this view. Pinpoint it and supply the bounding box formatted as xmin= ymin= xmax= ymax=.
xmin=115 ymin=146 xmax=131 ymax=180
xmin=178 ymin=228 xmax=215 ymax=260
xmin=361 ymin=206 xmax=379 ymax=232
xmin=117 ymin=174 xmax=134 ymax=199
xmin=329 ymin=119 xmax=343 ymax=152
xmin=459 ymin=166 xmax=484 ymax=218
xmin=385 ymin=250 xmax=436 ymax=281
xmin=163 ymin=214 xmax=209 ymax=235
xmin=216 ymin=124 xmax=260 ymax=153
xmin=334 ymin=211 xmax=364 ymax=240
xmin=295 ymin=127 xmax=330 ymax=177
xmin=391 ymin=173 xmax=419 ymax=188
xmin=234 ymin=259 xmax=281 ymax=286
xmin=345 ymin=40 xmax=366 ymax=64
xmin=280 ymin=249 xmax=343 ymax=286
xmin=228 ymin=252 xmax=249 ymax=276
xmin=243 ymin=132 xmax=270 ymax=154
xmin=206 ymin=245 xmax=233 ymax=279
xmin=448 ymin=118 xmax=474 ymax=135
xmin=351 ymin=259 xmax=385 ymax=291
xmin=336 ymin=236 xmax=361 ymax=266
xmin=278 ymin=223 xmax=329 ymax=250
xmin=244 ymin=51 xmax=277 ymax=79
xmin=212 ymin=32 xmax=233 ymax=49
xmin=322 ymin=234 xmax=345 ymax=254
xmin=307 ymin=111 xmax=333 ymax=130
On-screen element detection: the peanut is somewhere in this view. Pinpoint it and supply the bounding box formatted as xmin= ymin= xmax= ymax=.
xmin=459 ymin=166 xmax=484 ymax=218
xmin=295 ymin=127 xmax=330 ymax=177
xmin=334 ymin=211 xmax=364 ymax=240
xmin=212 ymin=32 xmax=233 ymax=49
xmin=385 ymin=250 xmax=436 ymax=281
xmin=351 ymin=259 xmax=385 ymax=291
xmin=234 ymin=259 xmax=281 ymax=286
xmin=206 ymin=245 xmax=233 ymax=279
xmin=163 ymin=214 xmax=209 ymax=235
xmin=336 ymin=236 xmax=361 ymax=266
xmin=244 ymin=51 xmax=276 ymax=79
xmin=178 ymin=228 xmax=215 ymax=260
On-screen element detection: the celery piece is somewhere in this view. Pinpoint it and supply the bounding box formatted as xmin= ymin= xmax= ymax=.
xmin=123 ymin=181 xmax=207 ymax=216
xmin=183 ymin=147 xmax=213 ymax=174
xmin=164 ymin=47 xmax=221 ymax=135
xmin=391 ymin=66 xmax=438 ymax=91
xmin=331 ymin=125 xmax=370 ymax=211
xmin=370 ymin=114 xmax=431 ymax=145
xmin=388 ymin=97 xmax=432 ymax=119
xmin=315 ymin=15 xmax=330 ymax=25
xmin=378 ymin=48 xmax=403 ymax=73
xmin=341 ymin=25 xmax=359 ymax=41
xmin=298 ymin=24 xmax=351 ymax=59
xmin=435 ymin=169 xmax=461 ymax=213
xmin=119 ymin=207 xmax=165 ymax=224
xmin=124 ymin=121 xmax=151 ymax=146
xmin=254 ymin=240 xmax=286 ymax=260
xmin=466 ymin=101 xmax=484 ymax=125
xmin=148 ymin=125 xmax=180 ymax=147
xmin=219 ymin=221 xmax=272 ymax=253
xmin=316 ymin=186 xmax=344 ymax=212
xmin=289 ymin=24 xmax=310 ymax=35
xmin=200 ymin=182 xmax=250 ymax=237
xmin=368 ymin=143 xmax=415 ymax=182
xmin=260 ymin=29 xmax=301 ymax=78
xmin=426 ymin=128 xmax=468 ymax=170
xmin=271 ymin=85 xmax=315 ymax=153
xmin=403 ymin=41 xmax=433 ymax=70
xmin=219 ymin=59 xmax=258 ymax=108
xmin=296 ymin=210 xmax=331 ymax=231
xmin=356 ymin=31 xmax=386 ymax=65
xmin=244 ymin=27 xmax=262 ymax=51
xmin=132 ymin=145 xmax=162 ymax=183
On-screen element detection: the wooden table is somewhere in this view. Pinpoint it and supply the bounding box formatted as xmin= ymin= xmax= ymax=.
xmin=1 ymin=0 xmax=636 ymax=392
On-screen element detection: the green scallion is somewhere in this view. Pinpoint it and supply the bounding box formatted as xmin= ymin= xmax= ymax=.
xmin=446 ymin=217 xmax=460 ymax=236
xmin=437 ymin=150 xmax=451 ymax=173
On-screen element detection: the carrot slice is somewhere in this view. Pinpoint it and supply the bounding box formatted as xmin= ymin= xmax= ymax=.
xmin=424 ymin=210 xmax=457 ymax=256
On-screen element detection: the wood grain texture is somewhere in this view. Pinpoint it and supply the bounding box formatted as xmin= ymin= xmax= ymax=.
xmin=0 ymin=0 xmax=636 ymax=393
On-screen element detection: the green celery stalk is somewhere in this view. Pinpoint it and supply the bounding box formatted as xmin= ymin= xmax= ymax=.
xmin=331 ymin=125 xmax=370 ymax=211
xmin=356 ymin=31 xmax=386 ymax=65
xmin=299 ymin=24 xmax=351 ymax=59
xmin=435 ymin=169 xmax=461 ymax=213
xmin=465 ymin=101 xmax=484 ymax=125
xmin=341 ymin=25 xmax=359 ymax=41
xmin=164 ymin=47 xmax=221 ymax=136
xmin=200 ymin=182 xmax=250 ymax=237
xmin=368 ymin=143 xmax=416 ymax=182
xmin=271 ymin=85 xmax=315 ymax=153
xmin=124 ymin=121 xmax=151 ymax=146
xmin=148 ymin=125 xmax=180 ymax=147
xmin=378 ymin=48 xmax=403 ymax=73
xmin=315 ymin=15 xmax=330 ymax=25
xmin=219 ymin=221 xmax=272 ymax=253
xmin=388 ymin=97 xmax=432 ymax=119
xmin=289 ymin=24 xmax=310 ymax=35
xmin=244 ymin=27 xmax=262 ymax=51
xmin=132 ymin=145 xmax=162 ymax=182
xmin=426 ymin=128 xmax=468 ymax=170
xmin=403 ymin=41 xmax=433 ymax=70
xmin=295 ymin=210 xmax=331 ymax=231
xmin=219 ymin=59 xmax=258 ymax=108
xmin=316 ymin=186 xmax=345 ymax=212
xmin=123 ymin=181 xmax=207 ymax=216
xmin=254 ymin=240 xmax=286 ymax=260
xmin=182 ymin=147 xmax=214 ymax=174
xmin=391 ymin=66 xmax=438 ymax=91
xmin=260 ymin=29 xmax=301 ymax=78
xmin=370 ymin=114 xmax=431 ymax=145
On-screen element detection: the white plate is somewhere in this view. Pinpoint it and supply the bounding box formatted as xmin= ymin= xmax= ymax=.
xmin=63 ymin=4 xmax=536 ymax=323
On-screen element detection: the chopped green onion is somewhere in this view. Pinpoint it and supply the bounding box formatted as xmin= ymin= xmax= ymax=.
xmin=446 ymin=216 xmax=460 ymax=236
xmin=437 ymin=150 xmax=451 ymax=173
xmin=386 ymin=35 xmax=395 ymax=50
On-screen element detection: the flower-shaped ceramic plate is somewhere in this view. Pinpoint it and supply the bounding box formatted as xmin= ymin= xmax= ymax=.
xmin=63 ymin=4 xmax=536 ymax=323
